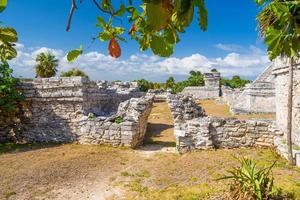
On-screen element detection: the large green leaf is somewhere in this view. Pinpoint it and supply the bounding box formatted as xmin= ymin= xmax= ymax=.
xmin=67 ymin=45 xmax=83 ymax=63
xmin=0 ymin=0 xmax=7 ymax=13
xmin=150 ymin=35 xmax=173 ymax=57
xmin=0 ymin=27 xmax=17 ymax=43
xmin=145 ymin=2 xmax=170 ymax=31
xmin=194 ymin=0 xmax=208 ymax=31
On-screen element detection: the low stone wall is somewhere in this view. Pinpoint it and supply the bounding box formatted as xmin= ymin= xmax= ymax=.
xmin=167 ymin=94 xmax=280 ymax=153
xmin=182 ymin=86 xmax=220 ymax=100
xmin=174 ymin=117 xmax=280 ymax=152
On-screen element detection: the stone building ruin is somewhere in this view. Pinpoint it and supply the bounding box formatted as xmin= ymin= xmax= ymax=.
xmin=182 ymin=72 xmax=221 ymax=100
xmin=0 ymin=77 xmax=153 ymax=147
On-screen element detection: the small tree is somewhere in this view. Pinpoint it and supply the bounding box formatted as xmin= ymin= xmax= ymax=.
xmin=256 ymin=0 xmax=300 ymax=165
xmin=35 ymin=52 xmax=59 ymax=78
xmin=165 ymin=76 xmax=175 ymax=89
xmin=60 ymin=68 xmax=88 ymax=78
xmin=0 ymin=3 xmax=24 ymax=116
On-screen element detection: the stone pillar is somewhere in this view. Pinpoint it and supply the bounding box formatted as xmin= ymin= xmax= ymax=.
xmin=204 ymin=72 xmax=220 ymax=88
xmin=272 ymin=58 xmax=300 ymax=146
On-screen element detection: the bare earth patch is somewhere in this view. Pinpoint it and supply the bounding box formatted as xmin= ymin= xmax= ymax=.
xmin=1 ymin=102 xmax=299 ymax=200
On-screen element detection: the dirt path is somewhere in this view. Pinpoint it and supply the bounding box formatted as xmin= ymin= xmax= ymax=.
xmin=138 ymin=101 xmax=176 ymax=154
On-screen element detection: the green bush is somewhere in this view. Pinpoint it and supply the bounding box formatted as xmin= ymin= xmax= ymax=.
xmin=0 ymin=62 xmax=24 ymax=115
xmin=60 ymin=67 xmax=88 ymax=78
xmin=219 ymin=157 xmax=287 ymax=200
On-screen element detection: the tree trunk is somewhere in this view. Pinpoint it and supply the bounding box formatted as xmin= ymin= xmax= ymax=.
xmin=287 ymin=58 xmax=294 ymax=165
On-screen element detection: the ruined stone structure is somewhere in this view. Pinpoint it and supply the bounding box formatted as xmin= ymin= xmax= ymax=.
xmin=230 ymin=65 xmax=276 ymax=114
xmin=167 ymin=94 xmax=281 ymax=153
xmin=1 ymin=77 xmax=153 ymax=147
xmin=181 ymin=72 xmax=221 ymax=100
xmin=272 ymin=58 xmax=300 ymax=146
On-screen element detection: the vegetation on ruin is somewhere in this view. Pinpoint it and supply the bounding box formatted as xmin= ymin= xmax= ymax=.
xmin=35 ymin=52 xmax=59 ymax=78
xmin=60 ymin=67 xmax=89 ymax=78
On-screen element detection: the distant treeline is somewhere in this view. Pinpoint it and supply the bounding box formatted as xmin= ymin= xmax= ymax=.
xmin=134 ymin=69 xmax=251 ymax=93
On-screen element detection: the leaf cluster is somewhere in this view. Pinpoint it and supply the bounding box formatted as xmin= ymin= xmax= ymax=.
xmin=0 ymin=1 xmax=24 ymax=115
xmin=35 ymin=52 xmax=59 ymax=78
xmin=256 ymin=0 xmax=300 ymax=60
xmin=67 ymin=0 xmax=208 ymax=61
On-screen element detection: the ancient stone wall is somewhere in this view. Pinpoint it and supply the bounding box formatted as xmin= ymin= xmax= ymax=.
xmin=273 ymin=58 xmax=300 ymax=146
xmin=229 ymin=65 xmax=276 ymax=114
xmin=1 ymin=77 xmax=152 ymax=147
xmin=181 ymin=72 xmax=220 ymax=100
xmin=167 ymin=94 xmax=280 ymax=153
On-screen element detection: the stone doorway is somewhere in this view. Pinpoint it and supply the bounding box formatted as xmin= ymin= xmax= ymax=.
xmin=140 ymin=101 xmax=176 ymax=152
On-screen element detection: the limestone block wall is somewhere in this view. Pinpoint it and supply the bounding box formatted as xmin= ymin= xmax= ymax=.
xmin=5 ymin=77 xmax=152 ymax=147
xmin=167 ymin=94 xmax=280 ymax=153
xmin=174 ymin=117 xmax=279 ymax=152
xmin=273 ymin=58 xmax=300 ymax=146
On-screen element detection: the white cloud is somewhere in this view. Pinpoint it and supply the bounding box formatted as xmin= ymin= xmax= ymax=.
xmin=215 ymin=43 xmax=245 ymax=52
xmin=9 ymin=43 xmax=270 ymax=81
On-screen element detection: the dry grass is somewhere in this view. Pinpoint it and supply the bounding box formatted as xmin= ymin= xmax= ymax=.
xmin=198 ymin=100 xmax=276 ymax=120
xmin=1 ymin=144 xmax=299 ymax=200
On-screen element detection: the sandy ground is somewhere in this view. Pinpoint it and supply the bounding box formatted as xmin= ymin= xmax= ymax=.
xmin=198 ymin=99 xmax=276 ymax=120
xmin=1 ymin=102 xmax=299 ymax=200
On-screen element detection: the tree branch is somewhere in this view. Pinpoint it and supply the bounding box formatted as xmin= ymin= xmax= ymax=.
xmin=66 ymin=0 xmax=77 ymax=32
xmin=92 ymin=0 xmax=112 ymax=14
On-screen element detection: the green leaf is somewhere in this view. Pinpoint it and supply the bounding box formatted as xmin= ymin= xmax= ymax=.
xmin=115 ymin=4 xmax=126 ymax=16
xmin=67 ymin=45 xmax=83 ymax=63
xmin=150 ymin=35 xmax=173 ymax=57
xmin=99 ymin=30 xmax=113 ymax=41
xmin=0 ymin=0 xmax=7 ymax=13
xmin=0 ymin=27 xmax=17 ymax=43
xmin=145 ymin=2 xmax=170 ymax=31
xmin=194 ymin=0 xmax=208 ymax=31
xmin=96 ymin=16 xmax=106 ymax=27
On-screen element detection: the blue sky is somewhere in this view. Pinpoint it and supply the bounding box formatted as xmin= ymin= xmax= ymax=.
xmin=2 ymin=0 xmax=270 ymax=82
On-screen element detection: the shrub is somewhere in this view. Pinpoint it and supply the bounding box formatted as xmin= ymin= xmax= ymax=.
xmin=60 ymin=67 xmax=88 ymax=78
xmin=0 ymin=63 xmax=24 ymax=115
xmin=219 ymin=157 xmax=283 ymax=200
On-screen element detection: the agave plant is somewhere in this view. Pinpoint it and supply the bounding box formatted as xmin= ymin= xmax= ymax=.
xmin=219 ymin=158 xmax=281 ymax=200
